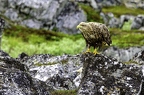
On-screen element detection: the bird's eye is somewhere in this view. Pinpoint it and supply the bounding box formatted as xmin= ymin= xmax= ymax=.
xmin=81 ymin=24 xmax=86 ymax=26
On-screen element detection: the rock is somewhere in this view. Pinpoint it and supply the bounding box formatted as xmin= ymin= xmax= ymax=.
xmin=18 ymin=54 xmax=83 ymax=90
xmin=0 ymin=50 xmax=51 ymax=95
xmin=0 ymin=18 xmax=5 ymax=49
xmin=21 ymin=19 xmax=43 ymax=29
xmin=103 ymin=46 xmax=144 ymax=62
xmin=90 ymin=0 xmax=99 ymax=9
xmin=124 ymin=0 xmax=144 ymax=9
xmin=55 ymin=2 xmax=87 ymax=34
xmin=0 ymin=0 xmax=86 ymax=34
xmin=1 ymin=46 xmax=144 ymax=94
xmin=99 ymin=0 xmax=122 ymax=7
xmin=108 ymin=17 xmax=120 ymax=28
xmin=4 ymin=9 xmax=20 ymax=21
xmin=119 ymin=15 xmax=135 ymax=28
xmin=100 ymin=12 xmax=120 ymax=28
xmin=78 ymin=52 xmax=144 ymax=95
xmin=131 ymin=15 xmax=144 ymax=29
xmin=139 ymin=26 xmax=144 ymax=31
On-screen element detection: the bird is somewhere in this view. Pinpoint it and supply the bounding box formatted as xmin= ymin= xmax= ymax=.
xmin=77 ymin=22 xmax=112 ymax=54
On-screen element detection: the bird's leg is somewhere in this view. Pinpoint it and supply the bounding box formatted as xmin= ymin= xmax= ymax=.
xmin=93 ymin=48 xmax=99 ymax=55
xmin=93 ymin=45 xmax=99 ymax=55
xmin=85 ymin=44 xmax=90 ymax=53
xmin=85 ymin=48 xmax=90 ymax=53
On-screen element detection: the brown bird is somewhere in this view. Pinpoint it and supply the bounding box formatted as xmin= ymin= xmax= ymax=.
xmin=77 ymin=22 xmax=112 ymax=54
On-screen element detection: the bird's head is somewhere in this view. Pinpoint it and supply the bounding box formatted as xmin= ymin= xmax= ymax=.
xmin=77 ymin=22 xmax=92 ymax=33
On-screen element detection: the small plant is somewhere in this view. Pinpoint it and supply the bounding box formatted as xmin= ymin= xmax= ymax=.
xmin=51 ymin=90 xmax=77 ymax=95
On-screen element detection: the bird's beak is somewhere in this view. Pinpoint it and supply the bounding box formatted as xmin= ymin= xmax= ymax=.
xmin=76 ymin=25 xmax=80 ymax=29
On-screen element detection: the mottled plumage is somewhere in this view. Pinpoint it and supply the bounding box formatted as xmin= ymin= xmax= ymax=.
xmin=77 ymin=22 xmax=112 ymax=54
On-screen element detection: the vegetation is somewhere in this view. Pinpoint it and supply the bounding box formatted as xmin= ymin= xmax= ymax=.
xmin=110 ymin=28 xmax=144 ymax=48
xmin=1 ymin=3 xmax=144 ymax=58
xmin=51 ymin=90 xmax=77 ymax=95
xmin=2 ymin=24 xmax=144 ymax=57
xmin=2 ymin=26 xmax=85 ymax=57
xmin=102 ymin=5 xmax=144 ymax=17
xmin=78 ymin=3 xmax=103 ymax=22
xmin=1 ymin=3 xmax=144 ymax=95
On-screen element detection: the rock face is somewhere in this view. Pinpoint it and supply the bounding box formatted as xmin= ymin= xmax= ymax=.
xmin=78 ymin=52 xmax=144 ymax=95
xmin=131 ymin=15 xmax=144 ymax=29
xmin=0 ymin=18 xmax=5 ymax=49
xmin=0 ymin=0 xmax=86 ymax=34
xmin=103 ymin=46 xmax=144 ymax=62
xmin=100 ymin=13 xmax=144 ymax=30
xmin=0 ymin=51 xmax=51 ymax=95
xmin=124 ymin=0 xmax=144 ymax=9
xmin=17 ymin=53 xmax=82 ymax=90
xmin=0 ymin=48 xmax=144 ymax=94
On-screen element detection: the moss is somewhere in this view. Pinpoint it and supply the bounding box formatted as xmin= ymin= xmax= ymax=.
xmin=110 ymin=28 xmax=144 ymax=48
xmin=102 ymin=5 xmax=144 ymax=17
xmin=51 ymin=90 xmax=77 ymax=95
xmin=78 ymin=3 xmax=103 ymax=22
xmin=2 ymin=25 xmax=85 ymax=57
xmin=124 ymin=60 xmax=138 ymax=64
xmin=121 ymin=20 xmax=132 ymax=31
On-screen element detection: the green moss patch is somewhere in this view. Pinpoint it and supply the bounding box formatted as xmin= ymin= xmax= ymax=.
xmin=2 ymin=26 xmax=85 ymax=57
xmin=102 ymin=5 xmax=144 ymax=17
xmin=110 ymin=28 xmax=144 ymax=48
xmin=78 ymin=3 xmax=103 ymax=22
xmin=51 ymin=90 xmax=77 ymax=95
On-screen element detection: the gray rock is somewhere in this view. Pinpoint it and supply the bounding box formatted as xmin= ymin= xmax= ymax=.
xmin=4 ymin=9 xmax=20 ymax=21
xmin=78 ymin=52 xmax=144 ymax=95
xmin=131 ymin=15 xmax=144 ymax=29
xmin=108 ymin=17 xmax=120 ymax=28
xmin=0 ymin=0 xmax=86 ymax=34
xmin=119 ymin=15 xmax=135 ymax=28
xmin=103 ymin=46 xmax=144 ymax=62
xmin=90 ymin=0 xmax=98 ymax=9
xmin=139 ymin=26 xmax=144 ymax=31
xmin=18 ymin=54 xmax=83 ymax=90
xmin=124 ymin=0 xmax=144 ymax=9
xmin=1 ymin=46 xmax=144 ymax=94
xmin=100 ymin=12 xmax=120 ymax=28
xmin=21 ymin=19 xmax=43 ymax=29
xmin=0 ymin=50 xmax=51 ymax=95
xmin=56 ymin=2 xmax=87 ymax=34
xmin=0 ymin=18 xmax=5 ymax=49
xmin=96 ymin=0 xmax=122 ymax=7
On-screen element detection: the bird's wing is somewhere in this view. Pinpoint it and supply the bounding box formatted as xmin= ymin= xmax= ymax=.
xmin=100 ymin=24 xmax=112 ymax=45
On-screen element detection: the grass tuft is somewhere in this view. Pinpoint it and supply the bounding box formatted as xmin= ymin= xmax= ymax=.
xmin=102 ymin=5 xmax=144 ymax=17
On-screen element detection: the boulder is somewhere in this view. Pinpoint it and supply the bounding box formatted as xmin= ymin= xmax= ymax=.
xmin=1 ymin=46 xmax=144 ymax=94
xmin=0 ymin=0 xmax=86 ymax=34
xmin=103 ymin=46 xmax=144 ymax=62
xmin=78 ymin=52 xmax=144 ymax=95
xmin=119 ymin=15 xmax=135 ymax=28
xmin=17 ymin=53 xmax=83 ymax=90
xmin=131 ymin=15 xmax=144 ymax=29
xmin=0 ymin=18 xmax=5 ymax=49
xmin=108 ymin=17 xmax=120 ymax=28
xmin=124 ymin=0 xmax=144 ymax=9
xmin=0 ymin=50 xmax=51 ymax=95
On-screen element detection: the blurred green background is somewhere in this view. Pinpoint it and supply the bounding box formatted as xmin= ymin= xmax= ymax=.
xmin=1 ymin=3 xmax=144 ymax=58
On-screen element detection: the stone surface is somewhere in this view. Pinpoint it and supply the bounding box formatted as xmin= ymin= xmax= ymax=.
xmin=0 ymin=50 xmax=51 ymax=95
xmin=124 ymin=0 xmax=144 ymax=9
xmin=0 ymin=46 xmax=144 ymax=94
xmin=108 ymin=17 xmax=120 ymax=28
xmin=131 ymin=15 xmax=144 ymax=29
xmin=78 ymin=52 xmax=144 ymax=95
xmin=0 ymin=0 xmax=86 ymax=34
xmin=103 ymin=46 xmax=144 ymax=62
xmin=17 ymin=54 xmax=83 ymax=90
